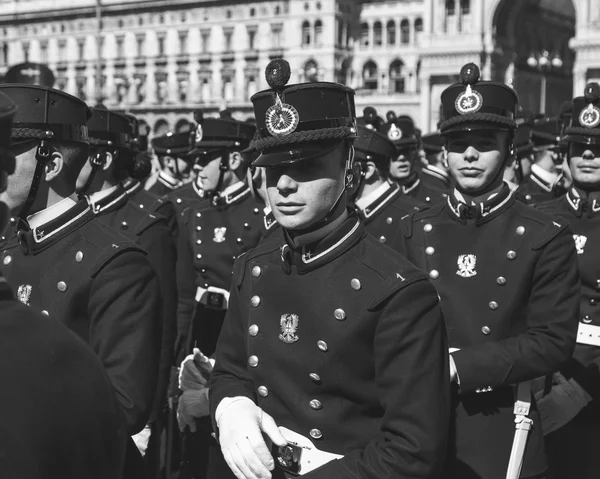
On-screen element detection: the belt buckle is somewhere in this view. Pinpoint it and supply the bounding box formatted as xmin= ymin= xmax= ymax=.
xmin=206 ymin=291 xmax=225 ymax=309
xmin=272 ymin=443 xmax=302 ymax=475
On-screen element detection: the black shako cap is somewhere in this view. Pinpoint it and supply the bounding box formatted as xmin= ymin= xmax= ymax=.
xmin=378 ymin=111 xmax=418 ymax=149
xmin=355 ymin=107 xmax=396 ymax=167
xmin=188 ymin=109 xmax=256 ymax=157
xmin=0 ymin=91 xmax=18 ymax=151
xmin=564 ymin=82 xmax=600 ymax=145
xmin=88 ymin=106 xmax=131 ymax=149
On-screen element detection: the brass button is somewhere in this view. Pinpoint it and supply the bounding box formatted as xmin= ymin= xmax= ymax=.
xmin=317 ymin=340 xmax=328 ymax=352
xmin=597 ymin=279 xmax=600 ymax=289
xmin=57 ymin=281 xmax=68 ymax=292
xmin=583 ymin=316 xmax=592 ymax=324
xmin=257 ymin=386 xmax=268 ymax=397
xmin=196 ymin=239 xmax=202 ymax=245
xmin=425 ymin=246 xmax=435 ymax=256
xmin=196 ymin=254 xmax=202 ymax=260
xmin=590 ymin=299 xmax=597 ymax=306
xmin=236 ymin=238 xmax=242 ymax=244
xmin=516 ymin=226 xmax=525 ymax=235
xmin=497 ymin=276 xmax=507 ymax=286
xmin=386 ymin=217 xmax=393 ymax=224
xmin=251 ymin=295 xmax=261 ymax=307
xmin=249 ymin=324 xmax=259 ymax=336
xmin=253 ymin=208 xmax=260 ymax=214
xmin=507 ymin=251 xmax=517 ymax=260
xmin=252 ymin=266 xmax=262 ymax=277
xmin=196 ymin=212 xmax=202 ymax=218
xmin=3 ymin=255 xmax=11 ymax=265
xmin=139 ymin=204 xmax=144 ymax=208
xmin=75 ymin=251 xmax=84 ymax=262
xmin=334 ymin=308 xmax=346 ymax=321
xmin=481 ymin=326 xmax=491 ymax=335
xmin=310 ymin=429 xmax=322 ymax=439
xmin=201 ymin=268 xmax=206 ymax=274
xmin=309 ymin=399 xmax=322 ymax=410
xmin=196 ymin=226 xmax=202 ymax=231
xmin=525 ymin=194 xmax=532 ymax=201
xmin=424 ymin=223 xmax=433 ymax=232
xmin=429 ymin=270 xmax=439 ymax=280
xmin=425 ymin=197 xmax=431 ymax=202
xmin=41 ymin=310 xmax=49 ymax=316
xmin=176 ymin=198 xmax=182 ymax=204
xmin=248 ymin=355 xmax=259 ymax=367
xmin=120 ymin=221 xmax=128 ymax=230
xmin=309 ymin=373 xmax=321 ymax=383
xmin=350 ymin=278 xmax=361 ymax=291
xmin=489 ymin=301 xmax=499 ymax=310
xmin=379 ymin=236 xmax=386 ymax=243
xmin=244 ymin=223 xmax=250 ymax=229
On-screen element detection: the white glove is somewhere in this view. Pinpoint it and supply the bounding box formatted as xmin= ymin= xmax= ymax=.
xmin=217 ymin=397 xmax=287 ymax=479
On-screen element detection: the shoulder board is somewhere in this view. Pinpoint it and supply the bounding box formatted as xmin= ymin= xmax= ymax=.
xmin=135 ymin=212 xmax=169 ymax=236
xmin=90 ymin=241 xmax=147 ymax=278
xmin=233 ymin=253 xmax=248 ymax=288
xmin=512 ymin=204 xmax=570 ymax=250
xmin=398 ymin=203 xmax=442 ymax=238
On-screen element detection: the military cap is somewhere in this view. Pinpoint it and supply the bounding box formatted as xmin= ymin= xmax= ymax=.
xmin=88 ymin=106 xmax=130 ymax=149
xmin=514 ymin=109 xmax=535 ymax=155
xmin=378 ymin=112 xmax=419 ymax=149
xmin=421 ymin=132 xmax=445 ymax=154
xmin=564 ymin=82 xmax=600 ymax=145
xmin=250 ymin=59 xmax=357 ymax=166
xmin=440 ymin=63 xmax=518 ymax=134
xmin=531 ymin=115 xmax=562 ymax=151
xmin=151 ymin=130 xmax=193 ymax=159
xmin=188 ymin=109 xmax=255 ymax=157
xmin=354 ymin=111 xmax=397 ymax=168
xmin=0 ymin=84 xmax=90 ymax=146
xmin=0 ymin=91 xmax=18 ymax=151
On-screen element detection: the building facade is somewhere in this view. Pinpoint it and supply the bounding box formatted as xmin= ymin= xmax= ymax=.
xmin=0 ymin=0 xmax=598 ymax=135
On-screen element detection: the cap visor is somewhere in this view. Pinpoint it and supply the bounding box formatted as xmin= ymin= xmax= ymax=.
xmin=253 ymin=140 xmax=344 ymax=167
xmin=563 ymin=134 xmax=600 ymax=145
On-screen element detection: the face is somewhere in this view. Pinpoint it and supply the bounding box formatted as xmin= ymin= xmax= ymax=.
xmin=569 ymin=143 xmax=600 ymax=188
xmin=446 ymin=129 xmax=509 ymax=193
xmin=195 ymin=154 xmax=225 ymax=193
xmin=164 ymin=155 xmax=192 ymax=179
xmin=76 ymin=147 xmax=99 ymax=193
xmin=0 ymin=141 xmax=38 ymax=213
xmin=389 ymin=147 xmax=418 ymax=181
xmin=265 ymin=148 xmax=346 ymax=230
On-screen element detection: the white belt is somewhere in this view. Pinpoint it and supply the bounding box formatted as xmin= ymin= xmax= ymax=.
xmin=577 ymin=322 xmax=600 ymax=347
xmin=195 ymin=286 xmax=230 ymax=310
xmin=506 ymin=382 xmax=533 ymax=479
xmin=275 ymin=427 xmax=343 ymax=475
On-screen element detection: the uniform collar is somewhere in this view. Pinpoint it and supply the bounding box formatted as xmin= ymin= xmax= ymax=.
xmin=20 ymin=198 xmax=94 ymax=253
xmin=355 ymin=181 xmax=400 ymax=224
xmin=27 ymin=197 xmax=78 ymax=229
xmin=422 ymin=164 xmax=450 ymax=182
xmin=86 ymin=183 xmax=129 ymax=215
xmin=566 ymin=187 xmax=600 ymax=218
xmin=279 ymin=210 xmax=364 ymax=273
xmin=157 ymin=171 xmax=182 ymax=190
xmin=193 ymin=177 xmax=204 ymax=198
xmin=530 ymin=164 xmax=559 ymax=193
xmin=447 ymin=183 xmax=514 ymax=224
xmin=212 ymin=181 xmax=250 ymax=207
xmin=262 ymin=206 xmax=278 ymax=236
xmin=123 ymin=179 xmax=143 ymax=196
xmin=400 ymin=173 xmax=420 ymax=194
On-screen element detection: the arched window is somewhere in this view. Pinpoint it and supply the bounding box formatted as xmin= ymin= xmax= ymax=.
xmin=200 ymin=78 xmax=211 ymax=103
xmin=400 ymin=19 xmax=410 ymax=44
xmin=363 ymin=61 xmax=378 ymax=90
xmin=373 ymin=21 xmax=382 ymax=46
xmin=176 ymin=119 xmax=191 ymax=133
xmin=305 ymin=59 xmax=319 ymax=82
xmin=360 ymin=22 xmax=369 ymax=47
xmin=446 ymin=0 xmax=456 ymax=16
xmin=314 ymin=20 xmax=323 ymax=46
xmin=154 ymin=119 xmax=169 ymax=136
xmin=414 ymin=18 xmax=423 ymax=43
xmin=389 ymin=59 xmax=405 ymax=93
xmin=302 ymin=20 xmax=311 ymax=45
xmin=223 ymin=76 xmax=234 ymax=101
xmin=460 ymin=0 xmax=470 ymax=15
xmin=386 ymin=20 xmax=396 ymax=45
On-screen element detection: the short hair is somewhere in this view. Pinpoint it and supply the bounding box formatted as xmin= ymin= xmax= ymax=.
xmin=54 ymin=141 xmax=90 ymax=186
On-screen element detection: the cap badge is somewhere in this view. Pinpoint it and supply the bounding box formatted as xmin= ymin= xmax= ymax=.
xmin=579 ymin=104 xmax=600 ymax=129
xmin=455 ymin=85 xmax=483 ymax=115
xmin=387 ymin=123 xmax=403 ymax=141
xmin=265 ymin=96 xmax=300 ymax=137
xmin=279 ymin=313 xmax=299 ymax=344
xmin=195 ymin=124 xmax=203 ymax=144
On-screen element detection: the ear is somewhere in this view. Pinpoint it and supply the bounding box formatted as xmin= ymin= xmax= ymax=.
xmin=44 ymin=150 xmax=65 ymax=182
xmin=228 ymin=152 xmax=243 ymax=172
xmin=364 ymin=161 xmax=377 ymax=180
xmin=102 ymin=151 xmax=114 ymax=171
xmin=442 ymin=146 xmax=449 ymax=169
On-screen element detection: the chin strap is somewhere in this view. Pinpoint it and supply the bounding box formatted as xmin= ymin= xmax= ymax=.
xmin=79 ymin=149 xmax=108 ymax=196
xmin=19 ymin=139 xmax=54 ymax=221
xmin=207 ymin=151 xmax=230 ymax=208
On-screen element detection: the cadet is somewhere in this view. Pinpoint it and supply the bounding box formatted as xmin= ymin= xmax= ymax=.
xmin=504 ymin=109 xmax=535 ymax=191
xmin=75 ymin=105 xmax=177 ymax=467
xmin=384 ymin=112 xmax=445 ymax=204
xmin=0 ymin=84 xmax=161 ymax=477
xmin=421 ymin=130 xmax=451 ymax=192
xmin=210 ymin=59 xmax=450 ymax=479
xmin=149 ymin=129 xmax=196 ymax=197
xmin=535 ymin=82 xmax=600 ymax=479
xmin=392 ymin=63 xmax=580 ymax=479
xmin=353 ymin=107 xmax=424 ymax=242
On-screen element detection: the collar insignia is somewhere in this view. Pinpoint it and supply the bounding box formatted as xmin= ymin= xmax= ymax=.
xmin=579 ymin=104 xmax=600 ymax=128
xmin=279 ymin=314 xmax=299 ymax=344
xmin=573 ymin=234 xmax=587 ymax=255
xmin=213 ymin=227 xmax=227 ymax=243
xmin=455 ymin=85 xmax=483 ymax=115
xmin=17 ymin=284 xmax=32 ymax=305
xmin=456 ymin=254 xmax=477 ymax=278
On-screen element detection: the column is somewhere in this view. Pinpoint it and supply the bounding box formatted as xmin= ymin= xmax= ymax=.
xmin=419 ymin=73 xmax=431 ymax=132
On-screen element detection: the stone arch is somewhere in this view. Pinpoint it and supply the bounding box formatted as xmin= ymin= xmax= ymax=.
xmin=153 ymin=118 xmax=169 ymax=136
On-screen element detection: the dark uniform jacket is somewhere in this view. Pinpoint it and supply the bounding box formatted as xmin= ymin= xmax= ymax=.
xmin=164 ymin=179 xmax=204 ymax=230
xmin=516 ymin=166 xmax=566 ymax=206
xmin=537 ymin=188 xmax=600 ymax=399
xmin=0 ymin=277 xmax=127 ymax=479
xmin=399 ymin=172 xmax=447 ymax=205
xmin=147 ymin=171 xmax=182 ymax=197
xmin=419 ymin=163 xmax=451 ymax=194
xmin=88 ymin=183 xmax=177 ymax=420
xmin=355 ymin=180 xmax=424 ymax=245
xmin=210 ymin=212 xmax=450 ymax=479
xmin=393 ymin=184 xmax=580 ymax=479
xmin=176 ymin=182 xmax=263 ymax=357
xmin=1 ymin=199 xmax=161 ymax=435
xmin=124 ymin=178 xmax=178 ymax=238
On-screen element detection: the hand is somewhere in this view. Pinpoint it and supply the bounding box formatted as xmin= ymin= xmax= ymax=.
xmin=449 ymin=351 xmax=459 ymax=383
xmin=177 ymin=388 xmax=210 ymax=431
xmin=217 ymin=398 xmax=287 ymax=479
xmin=537 ymin=375 xmax=592 ymax=435
xmin=179 ymin=348 xmax=213 ymax=391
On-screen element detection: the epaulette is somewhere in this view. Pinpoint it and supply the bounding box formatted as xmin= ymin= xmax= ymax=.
xmin=400 ymin=202 xmax=444 ymax=238
xmin=134 ymin=211 xmax=169 ymax=236
xmin=512 ymin=203 xmax=570 ymax=250
xmin=233 ymin=252 xmax=248 ymax=287
xmin=90 ymin=241 xmax=147 ymax=278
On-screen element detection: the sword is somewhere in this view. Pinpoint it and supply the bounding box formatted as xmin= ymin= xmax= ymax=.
xmin=506 ymin=382 xmax=533 ymax=479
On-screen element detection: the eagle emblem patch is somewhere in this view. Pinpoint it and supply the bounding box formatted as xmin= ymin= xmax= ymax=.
xmin=456 ymin=254 xmax=477 ymax=278
xmin=573 ymin=234 xmax=587 ymax=255
xmin=213 ymin=227 xmax=227 ymax=243
xmin=279 ymin=314 xmax=299 ymax=344
xmin=17 ymin=284 xmax=32 ymax=305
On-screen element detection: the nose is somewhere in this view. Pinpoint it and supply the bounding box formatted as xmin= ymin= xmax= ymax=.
xmin=582 ymin=149 xmax=595 ymax=160
xmin=277 ymin=173 xmax=297 ymax=193
xmin=463 ymin=146 xmax=479 ymax=162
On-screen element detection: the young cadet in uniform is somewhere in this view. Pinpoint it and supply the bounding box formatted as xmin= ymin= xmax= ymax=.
xmin=209 ymin=59 xmax=450 ymax=479
xmin=384 ymin=112 xmax=445 ymax=205
xmin=353 ymin=108 xmax=424 ymax=243
xmin=149 ymin=129 xmax=196 ymax=197
xmin=0 ymin=90 xmax=127 ymax=479
xmin=75 ymin=105 xmax=177 ymax=468
xmin=0 ymin=84 xmax=161 ymax=477
xmin=392 ymin=63 xmax=580 ymax=479
xmin=535 ymin=83 xmax=600 ymax=479
xmin=420 ymin=130 xmax=452 ymax=192
xmin=504 ymin=110 xmax=535 ymax=192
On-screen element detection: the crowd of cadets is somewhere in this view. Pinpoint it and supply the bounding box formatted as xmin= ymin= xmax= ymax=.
xmin=0 ymin=57 xmax=598 ymax=479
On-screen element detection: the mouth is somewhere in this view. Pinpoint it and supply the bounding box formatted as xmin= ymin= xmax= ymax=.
xmin=578 ymin=164 xmax=599 ymax=171
xmin=276 ymin=202 xmax=305 ymax=213
xmin=459 ymin=167 xmax=483 ymax=176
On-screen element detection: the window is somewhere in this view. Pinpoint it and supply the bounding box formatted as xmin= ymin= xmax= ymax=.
xmin=460 ymin=0 xmax=470 ymax=15
xmin=136 ymin=34 xmax=145 ymax=57
xmin=179 ymin=31 xmax=188 ymax=55
xmin=223 ymin=76 xmax=234 ymax=101
xmin=275 ymin=5 xmax=280 ymax=15
xmin=336 ymin=19 xmax=343 ymax=45
xmin=400 ymin=20 xmax=410 ymax=44
xmin=226 ymin=9 xmax=232 ymax=19
xmin=271 ymin=24 xmax=283 ymax=48
xmin=387 ymin=21 xmax=396 ymax=45
xmin=250 ymin=7 xmax=256 ymax=17
xmin=22 ymin=42 xmax=30 ymax=62
xmin=363 ymin=61 xmax=378 ymax=90
xmin=224 ymin=30 xmax=233 ymax=52
xmin=248 ymin=28 xmax=257 ymax=50
xmin=76 ymin=77 xmax=87 ymax=100
xmin=201 ymin=30 xmax=211 ymax=53
xmin=389 ymin=60 xmax=405 ymax=93
xmin=304 ymin=60 xmax=318 ymax=82
xmin=116 ymin=35 xmax=125 ymax=59
xmin=314 ymin=20 xmax=323 ymax=47
xmin=58 ymin=40 xmax=67 ymax=62
xmin=0 ymin=43 xmax=8 ymax=66
xmin=77 ymin=38 xmax=85 ymax=61
xmin=157 ymin=34 xmax=166 ymax=56
xmin=360 ymin=22 xmax=369 ymax=47
xmin=415 ymin=18 xmax=423 ymax=34
xmin=40 ymin=41 xmax=48 ymax=62
xmin=446 ymin=0 xmax=456 ymax=16
xmin=373 ymin=22 xmax=382 ymax=46
xmin=246 ymin=75 xmax=257 ymax=97
xmin=200 ymin=78 xmax=211 ymax=102
xmin=154 ymin=119 xmax=169 ymax=135
xmin=302 ymin=21 xmax=311 ymax=46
